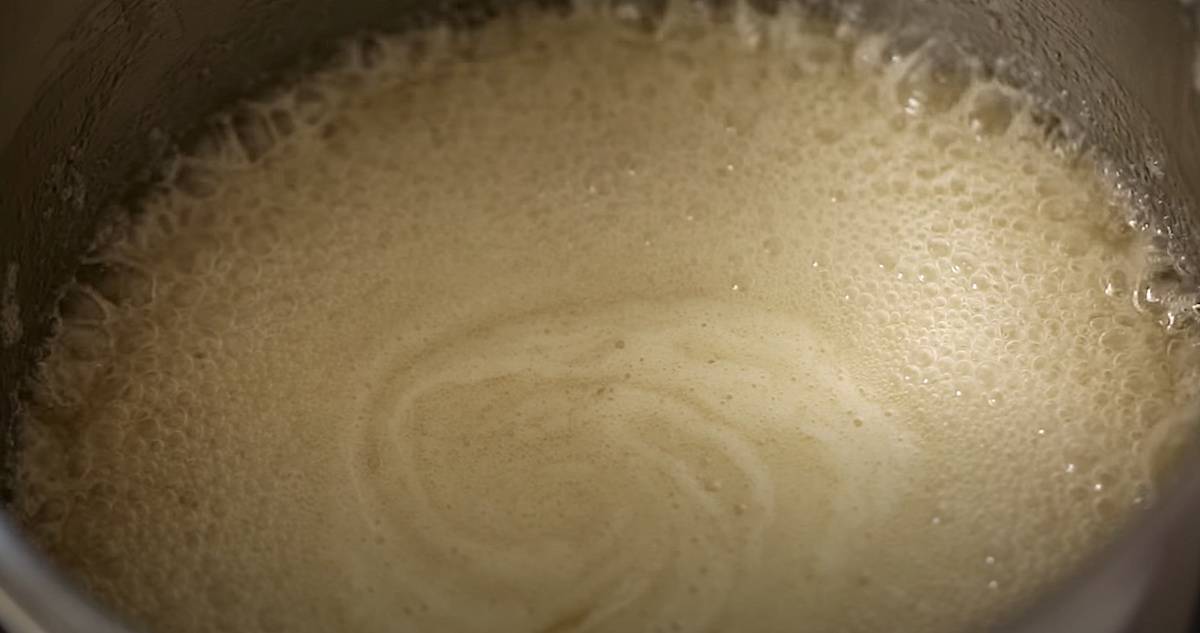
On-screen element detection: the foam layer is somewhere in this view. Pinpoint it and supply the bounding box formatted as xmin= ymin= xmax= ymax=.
xmin=15 ymin=3 xmax=1200 ymax=633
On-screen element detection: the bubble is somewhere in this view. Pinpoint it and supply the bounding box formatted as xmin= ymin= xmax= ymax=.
xmin=967 ymin=87 xmax=1016 ymax=137
xmin=1102 ymin=269 xmax=1129 ymax=298
xmin=231 ymin=108 xmax=276 ymax=162
xmin=893 ymin=49 xmax=972 ymax=117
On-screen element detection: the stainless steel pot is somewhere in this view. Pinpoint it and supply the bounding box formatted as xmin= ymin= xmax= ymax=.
xmin=1 ymin=1 xmax=1199 ymax=632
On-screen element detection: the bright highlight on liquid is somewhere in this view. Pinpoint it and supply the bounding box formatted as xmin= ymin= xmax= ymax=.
xmin=15 ymin=2 xmax=1200 ymax=633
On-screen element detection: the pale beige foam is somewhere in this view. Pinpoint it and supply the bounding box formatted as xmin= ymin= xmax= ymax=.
xmin=14 ymin=3 xmax=1200 ymax=633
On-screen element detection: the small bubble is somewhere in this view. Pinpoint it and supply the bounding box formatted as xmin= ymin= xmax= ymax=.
xmin=926 ymin=239 xmax=951 ymax=257
xmin=1098 ymin=330 xmax=1129 ymax=352
xmin=968 ymin=88 xmax=1016 ymax=136
xmin=895 ymin=53 xmax=971 ymax=117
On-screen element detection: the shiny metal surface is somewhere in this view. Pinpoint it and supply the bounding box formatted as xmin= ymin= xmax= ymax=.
xmin=1 ymin=1 xmax=1198 ymax=632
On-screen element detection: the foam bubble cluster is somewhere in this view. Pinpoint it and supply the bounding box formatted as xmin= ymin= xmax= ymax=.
xmin=14 ymin=2 xmax=1200 ymax=633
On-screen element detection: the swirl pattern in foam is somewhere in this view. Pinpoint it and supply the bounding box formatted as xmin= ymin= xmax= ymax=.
xmin=14 ymin=3 xmax=1200 ymax=633
xmin=346 ymin=299 xmax=914 ymax=632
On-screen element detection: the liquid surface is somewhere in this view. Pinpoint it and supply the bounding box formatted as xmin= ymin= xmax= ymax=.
xmin=15 ymin=4 xmax=1200 ymax=633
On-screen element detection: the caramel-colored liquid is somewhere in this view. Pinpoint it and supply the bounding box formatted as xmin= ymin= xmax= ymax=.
xmin=16 ymin=4 xmax=1200 ymax=633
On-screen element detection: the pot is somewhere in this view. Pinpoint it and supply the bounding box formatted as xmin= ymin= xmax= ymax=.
xmin=1 ymin=1 xmax=1198 ymax=632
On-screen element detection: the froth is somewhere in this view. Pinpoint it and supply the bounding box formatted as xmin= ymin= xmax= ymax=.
xmin=15 ymin=3 xmax=1200 ymax=633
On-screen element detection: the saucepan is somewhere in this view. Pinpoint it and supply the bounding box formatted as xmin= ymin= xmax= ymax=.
xmin=1 ymin=0 xmax=1199 ymax=631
